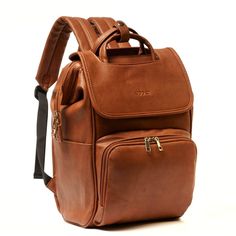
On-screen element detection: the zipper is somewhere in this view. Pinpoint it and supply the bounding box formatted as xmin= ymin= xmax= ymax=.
xmin=52 ymin=111 xmax=60 ymax=139
xmin=99 ymin=134 xmax=191 ymax=206
xmin=144 ymin=136 xmax=163 ymax=152
xmin=144 ymin=137 xmax=151 ymax=152
xmin=52 ymin=62 xmax=76 ymax=141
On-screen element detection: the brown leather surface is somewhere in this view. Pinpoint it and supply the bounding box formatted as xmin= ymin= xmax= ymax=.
xmin=36 ymin=17 xmax=197 ymax=227
xmin=94 ymin=111 xmax=192 ymax=140
xmin=53 ymin=140 xmax=95 ymax=226
xmin=78 ymin=48 xmax=192 ymax=119
xmin=94 ymin=129 xmax=196 ymax=225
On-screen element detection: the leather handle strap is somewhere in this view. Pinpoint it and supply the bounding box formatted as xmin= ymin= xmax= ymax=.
xmin=36 ymin=16 xmax=98 ymax=91
xmin=92 ymin=27 xmax=138 ymax=55
xmin=99 ymin=33 xmax=159 ymax=62
xmin=114 ymin=21 xmax=130 ymax=42
xmin=88 ymin=17 xmax=131 ymax=48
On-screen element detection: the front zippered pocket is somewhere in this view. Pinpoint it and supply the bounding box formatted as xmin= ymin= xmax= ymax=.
xmin=95 ymin=129 xmax=197 ymax=226
xmin=100 ymin=134 xmax=191 ymax=207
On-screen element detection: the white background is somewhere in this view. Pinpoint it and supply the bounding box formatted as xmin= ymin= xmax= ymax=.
xmin=0 ymin=0 xmax=236 ymax=235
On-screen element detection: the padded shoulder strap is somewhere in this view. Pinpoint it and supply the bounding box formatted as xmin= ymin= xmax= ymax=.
xmin=88 ymin=17 xmax=131 ymax=48
xmin=34 ymin=16 xmax=99 ymax=190
xmin=36 ymin=16 xmax=98 ymax=91
xmin=34 ymin=16 xmax=125 ymax=190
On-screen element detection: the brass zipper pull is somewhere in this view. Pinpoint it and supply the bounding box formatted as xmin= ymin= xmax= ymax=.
xmin=144 ymin=136 xmax=164 ymax=152
xmin=52 ymin=111 xmax=60 ymax=139
xmin=144 ymin=137 xmax=151 ymax=152
xmin=154 ymin=137 xmax=164 ymax=152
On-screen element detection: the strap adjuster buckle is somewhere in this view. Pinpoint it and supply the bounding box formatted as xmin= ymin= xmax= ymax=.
xmin=34 ymin=85 xmax=47 ymax=100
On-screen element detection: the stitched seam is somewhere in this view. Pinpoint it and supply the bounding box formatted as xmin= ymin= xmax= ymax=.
xmin=62 ymin=140 xmax=92 ymax=145
xmin=167 ymin=47 xmax=193 ymax=110
xmin=91 ymin=19 xmax=103 ymax=34
xmin=42 ymin=20 xmax=68 ymax=88
xmin=90 ymin=107 xmax=99 ymax=226
xmin=82 ymin=51 xmax=192 ymax=117
xmin=71 ymin=55 xmax=98 ymax=226
xmin=80 ymin=51 xmax=192 ymax=118
xmin=78 ymin=19 xmax=94 ymax=48
xmin=94 ymin=53 xmax=159 ymax=67
xmin=103 ymin=19 xmax=115 ymax=49
xmin=104 ymin=18 xmax=114 ymax=28
xmin=79 ymin=52 xmax=98 ymax=111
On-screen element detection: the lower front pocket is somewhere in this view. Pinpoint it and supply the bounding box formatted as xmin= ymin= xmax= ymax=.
xmin=94 ymin=129 xmax=197 ymax=226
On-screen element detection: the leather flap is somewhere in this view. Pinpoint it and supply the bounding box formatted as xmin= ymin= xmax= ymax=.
xmin=79 ymin=48 xmax=193 ymax=119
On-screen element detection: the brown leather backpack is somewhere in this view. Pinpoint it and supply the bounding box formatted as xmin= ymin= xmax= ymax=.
xmin=34 ymin=16 xmax=197 ymax=227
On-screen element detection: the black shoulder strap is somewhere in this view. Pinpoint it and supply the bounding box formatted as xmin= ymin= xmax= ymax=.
xmin=34 ymin=86 xmax=51 ymax=185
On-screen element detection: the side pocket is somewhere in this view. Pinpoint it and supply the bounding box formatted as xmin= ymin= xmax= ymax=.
xmin=53 ymin=140 xmax=94 ymax=227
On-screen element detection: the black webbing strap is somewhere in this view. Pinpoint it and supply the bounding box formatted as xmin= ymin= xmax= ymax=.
xmin=34 ymin=85 xmax=52 ymax=185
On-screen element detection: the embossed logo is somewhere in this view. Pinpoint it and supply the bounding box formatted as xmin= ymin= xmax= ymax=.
xmin=135 ymin=89 xmax=151 ymax=96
